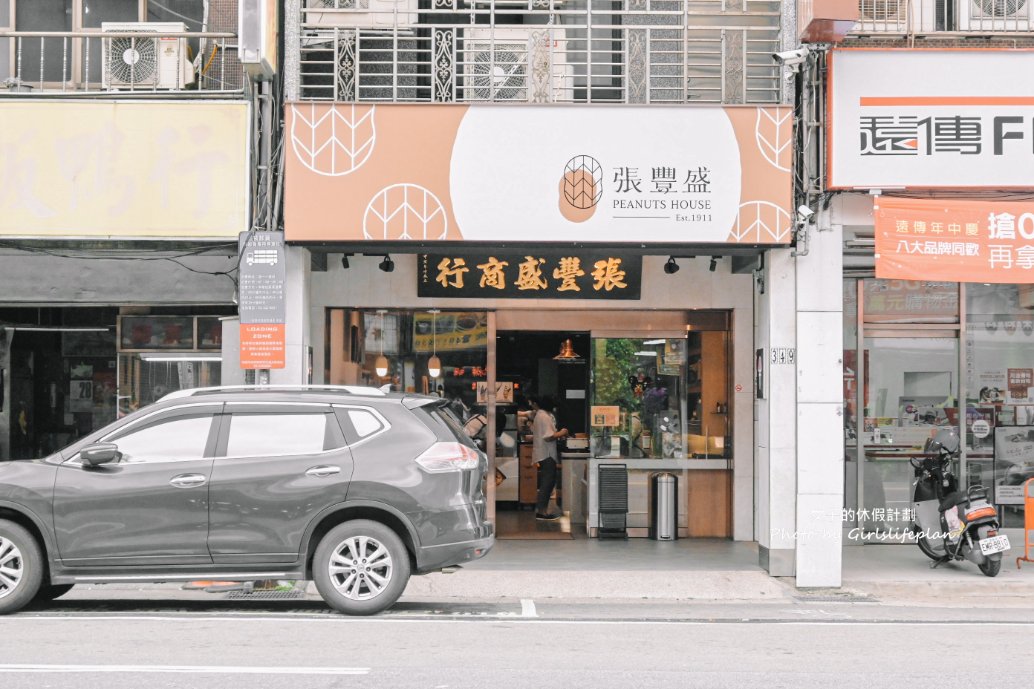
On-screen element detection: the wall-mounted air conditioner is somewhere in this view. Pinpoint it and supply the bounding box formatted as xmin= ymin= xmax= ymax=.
xmin=958 ymin=0 xmax=1030 ymax=31
xmin=459 ymin=28 xmax=571 ymax=103
xmin=304 ymin=0 xmax=418 ymax=30
xmin=856 ymin=0 xmax=942 ymax=32
xmin=101 ymin=22 xmax=194 ymax=90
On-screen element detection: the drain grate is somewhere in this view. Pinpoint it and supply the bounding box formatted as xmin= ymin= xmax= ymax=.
xmin=224 ymin=589 xmax=306 ymax=600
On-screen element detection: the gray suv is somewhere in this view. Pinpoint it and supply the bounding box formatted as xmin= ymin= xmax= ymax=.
xmin=0 ymin=386 xmax=493 ymax=615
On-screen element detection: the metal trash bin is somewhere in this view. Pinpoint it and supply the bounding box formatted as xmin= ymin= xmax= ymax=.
xmin=649 ymin=472 xmax=678 ymax=541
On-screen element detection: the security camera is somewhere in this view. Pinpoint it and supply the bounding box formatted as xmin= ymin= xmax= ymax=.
xmin=772 ymin=47 xmax=809 ymax=67
xmin=797 ymin=204 xmax=815 ymax=219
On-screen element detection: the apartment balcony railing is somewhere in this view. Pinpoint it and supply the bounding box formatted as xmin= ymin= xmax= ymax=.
xmin=297 ymin=0 xmax=782 ymax=104
xmin=0 ymin=29 xmax=245 ymax=96
xmin=852 ymin=0 xmax=1033 ymax=34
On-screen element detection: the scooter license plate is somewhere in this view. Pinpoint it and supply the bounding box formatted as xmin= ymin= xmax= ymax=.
xmin=979 ymin=535 xmax=1010 ymax=555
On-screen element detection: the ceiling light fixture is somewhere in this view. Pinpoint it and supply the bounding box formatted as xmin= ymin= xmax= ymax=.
xmin=341 ymin=254 xmax=350 ymax=270
xmin=709 ymin=256 xmax=718 ymax=272
xmin=553 ymin=338 xmax=582 ymax=362
xmin=139 ymin=354 xmax=222 ymax=363
xmin=427 ymin=309 xmax=441 ymax=378
xmin=375 ymin=309 xmax=389 ymax=377
xmin=663 ymin=256 xmax=680 ymax=274
xmin=379 ymin=255 xmax=395 ymax=273
xmin=8 ymin=326 xmax=112 ymax=333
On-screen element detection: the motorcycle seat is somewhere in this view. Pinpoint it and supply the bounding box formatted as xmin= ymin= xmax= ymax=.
xmin=939 ymin=491 xmax=970 ymax=512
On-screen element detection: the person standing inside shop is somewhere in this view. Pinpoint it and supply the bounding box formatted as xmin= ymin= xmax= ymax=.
xmin=529 ymin=395 xmax=568 ymax=521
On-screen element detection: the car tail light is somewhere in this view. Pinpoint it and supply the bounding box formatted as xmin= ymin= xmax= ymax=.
xmin=415 ymin=442 xmax=480 ymax=473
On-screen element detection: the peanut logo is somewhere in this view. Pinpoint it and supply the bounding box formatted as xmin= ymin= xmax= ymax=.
xmin=559 ymin=154 xmax=603 ymax=223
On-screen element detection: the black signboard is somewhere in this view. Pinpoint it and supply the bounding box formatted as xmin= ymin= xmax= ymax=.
xmin=238 ymin=231 xmax=286 ymax=325
xmin=418 ymin=251 xmax=642 ymax=300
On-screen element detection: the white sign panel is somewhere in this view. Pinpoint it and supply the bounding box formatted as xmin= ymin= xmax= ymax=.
xmin=828 ymin=50 xmax=1034 ymax=189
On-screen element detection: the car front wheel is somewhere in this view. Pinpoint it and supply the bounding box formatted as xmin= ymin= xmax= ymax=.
xmin=0 ymin=520 xmax=44 ymax=615
xmin=312 ymin=520 xmax=411 ymax=616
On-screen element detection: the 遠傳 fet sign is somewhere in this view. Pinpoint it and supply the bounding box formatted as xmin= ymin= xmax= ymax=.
xmin=827 ymin=50 xmax=1034 ymax=190
xmin=874 ymin=197 xmax=1034 ymax=284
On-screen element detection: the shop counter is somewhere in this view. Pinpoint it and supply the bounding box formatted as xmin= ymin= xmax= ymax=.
xmin=583 ymin=458 xmax=732 ymax=538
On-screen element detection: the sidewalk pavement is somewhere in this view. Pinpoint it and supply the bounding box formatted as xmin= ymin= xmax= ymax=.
xmin=394 ymin=530 xmax=1034 ymax=605
xmin=57 ymin=529 xmax=1034 ymax=608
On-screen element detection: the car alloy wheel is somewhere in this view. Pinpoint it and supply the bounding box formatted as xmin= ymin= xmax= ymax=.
xmin=313 ymin=520 xmax=411 ymax=615
xmin=0 ymin=536 xmax=24 ymax=600
xmin=329 ymin=535 xmax=394 ymax=601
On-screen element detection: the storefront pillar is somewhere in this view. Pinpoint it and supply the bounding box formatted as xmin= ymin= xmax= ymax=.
xmin=269 ymin=245 xmax=312 ymax=386
xmin=757 ymin=248 xmax=798 ymax=577
xmin=794 ymin=218 xmax=845 ymax=588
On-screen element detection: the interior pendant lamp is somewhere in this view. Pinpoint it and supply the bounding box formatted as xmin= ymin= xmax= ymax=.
xmin=553 ymin=338 xmax=580 ymax=361
xmin=427 ymin=309 xmax=442 ymax=378
xmin=374 ymin=309 xmax=389 ymax=377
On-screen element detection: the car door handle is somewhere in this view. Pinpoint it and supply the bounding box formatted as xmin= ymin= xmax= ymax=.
xmin=169 ymin=473 xmax=208 ymax=489
xmin=306 ymin=465 xmax=341 ymax=478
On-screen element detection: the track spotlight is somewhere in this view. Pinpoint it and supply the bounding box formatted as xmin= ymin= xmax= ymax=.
xmin=709 ymin=256 xmax=718 ymax=272
xmin=379 ymin=255 xmax=395 ymax=273
xmin=340 ymin=254 xmax=350 ymax=270
xmin=663 ymin=256 xmax=680 ymax=275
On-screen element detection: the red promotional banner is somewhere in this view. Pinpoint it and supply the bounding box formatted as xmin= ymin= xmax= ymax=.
xmin=240 ymin=324 xmax=286 ymax=369
xmin=875 ymin=197 xmax=1034 ymax=284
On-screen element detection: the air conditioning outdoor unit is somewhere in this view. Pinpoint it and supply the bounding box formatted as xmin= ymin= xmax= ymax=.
xmin=856 ymin=0 xmax=942 ymax=31
xmin=101 ymin=22 xmax=194 ymax=90
xmin=958 ymin=0 xmax=1030 ymax=30
xmin=459 ymin=28 xmax=571 ymax=103
xmin=304 ymin=0 xmax=418 ymax=30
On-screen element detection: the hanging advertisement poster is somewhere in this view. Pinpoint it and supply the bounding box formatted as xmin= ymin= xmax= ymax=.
xmin=874 ymin=197 xmax=1034 ymax=284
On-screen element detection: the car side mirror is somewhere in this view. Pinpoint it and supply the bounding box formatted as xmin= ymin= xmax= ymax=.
xmin=80 ymin=443 xmax=121 ymax=467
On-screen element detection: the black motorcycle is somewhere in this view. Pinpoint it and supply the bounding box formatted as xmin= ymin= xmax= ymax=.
xmin=910 ymin=429 xmax=1009 ymax=577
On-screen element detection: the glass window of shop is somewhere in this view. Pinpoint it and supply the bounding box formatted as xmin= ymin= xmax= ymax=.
xmin=116 ymin=315 xmax=224 ymax=416
xmin=589 ymin=321 xmax=730 ymax=461
xmin=326 ymin=309 xmax=488 ymax=415
xmin=965 ymin=284 xmax=1034 ymax=528
xmin=845 ymin=280 xmax=961 ymax=538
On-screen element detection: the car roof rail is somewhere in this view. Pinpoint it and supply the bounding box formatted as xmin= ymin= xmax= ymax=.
xmin=159 ymin=385 xmax=388 ymax=402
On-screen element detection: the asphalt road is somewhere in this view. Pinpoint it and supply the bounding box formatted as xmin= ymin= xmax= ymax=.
xmin=2 ymin=599 xmax=1033 ymax=689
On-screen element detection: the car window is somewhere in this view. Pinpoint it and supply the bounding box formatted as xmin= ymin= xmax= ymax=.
xmin=347 ymin=409 xmax=384 ymax=439
xmin=225 ymin=413 xmax=337 ymax=456
xmin=107 ymin=414 xmax=214 ymax=464
xmin=426 ymin=406 xmax=476 ymax=448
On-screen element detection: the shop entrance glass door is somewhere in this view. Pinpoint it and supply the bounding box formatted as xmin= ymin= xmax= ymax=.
xmin=857 ymin=336 xmax=959 ymax=539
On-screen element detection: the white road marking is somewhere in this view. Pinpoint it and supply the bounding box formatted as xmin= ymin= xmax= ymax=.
xmin=0 ymin=664 xmax=369 ymax=676
xmin=7 ymin=615 xmax=1034 ymax=627
xmin=520 ymin=599 xmax=538 ymax=618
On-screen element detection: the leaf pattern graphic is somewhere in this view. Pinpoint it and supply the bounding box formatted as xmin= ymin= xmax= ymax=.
xmin=290 ymin=103 xmax=376 ymax=177
xmin=730 ymin=201 xmax=791 ymax=243
xmin=755 ymin=108 xmax=792 ymax=172
xmin=364 ymin=184 xmax=449 ymax=240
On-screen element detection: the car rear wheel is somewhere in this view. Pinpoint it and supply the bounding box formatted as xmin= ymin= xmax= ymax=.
xmin=0 ymin=520 xmax=44 ymax=615
xmin=312 ymin=520 xmax=411 ymax=616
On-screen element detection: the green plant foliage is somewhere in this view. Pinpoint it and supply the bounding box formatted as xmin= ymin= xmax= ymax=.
xmin=591 ymin=338 xmax=643 ymax=416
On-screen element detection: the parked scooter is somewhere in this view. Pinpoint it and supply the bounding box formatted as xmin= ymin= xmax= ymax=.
xmin=910 ymin=429 xmax=1010 ymax=577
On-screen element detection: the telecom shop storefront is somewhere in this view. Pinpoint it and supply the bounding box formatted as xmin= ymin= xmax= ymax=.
xmin=262 ymin=102 xmax=847 ymax=586
xmin=827 ymin=50 xmax=1034 ymax=541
